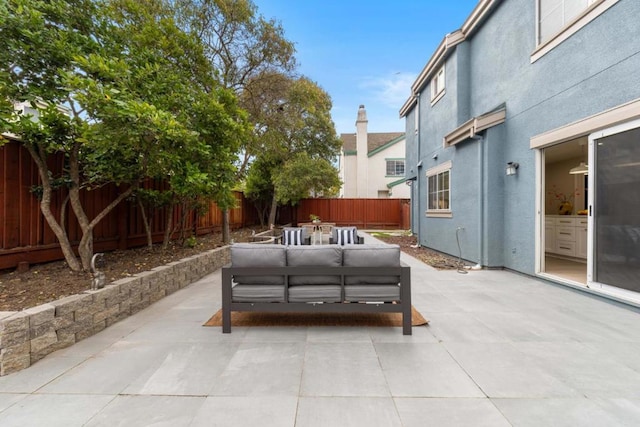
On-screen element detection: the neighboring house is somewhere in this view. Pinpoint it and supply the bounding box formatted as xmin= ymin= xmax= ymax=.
xmin=401 ymin=0 xmax=640 ymax=305
xmin=339 ymin=105 xmax=407 ymax=198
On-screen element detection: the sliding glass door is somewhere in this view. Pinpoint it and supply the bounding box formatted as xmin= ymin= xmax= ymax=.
xmin=589 ymin=121 xmax=640 ymax=292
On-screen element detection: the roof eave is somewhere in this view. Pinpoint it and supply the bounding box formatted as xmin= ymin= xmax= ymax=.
xmin=399 ymin=0 xmax=502 ymax=118
xmin=368 ymin=134 xmax=406 ymax=157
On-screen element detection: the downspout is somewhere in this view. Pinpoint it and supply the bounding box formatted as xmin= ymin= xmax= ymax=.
xmin=471 ymin=133 xmax=484 ymax=269
xmin=416 ymin=95 xmax=421 ymax=241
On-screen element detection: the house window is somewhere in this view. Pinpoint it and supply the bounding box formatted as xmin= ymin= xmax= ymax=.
xmin=426 ymin=161 xmax=451 ymax=216
xmin=386 ymin=159 xmax=405 ymax=177
xmin=538 ymin=0 xmax=599 ymax=44
xmin=430 ymin=65 xmax=445 ymax=104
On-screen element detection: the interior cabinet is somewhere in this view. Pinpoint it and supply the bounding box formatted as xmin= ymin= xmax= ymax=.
xmin=545 ymin=220 xmax=556 ymax=252
xmin=545 ymin=215 xmax=587 ymax=260
xmin=575 ymin=217 xmax=588 ymax=259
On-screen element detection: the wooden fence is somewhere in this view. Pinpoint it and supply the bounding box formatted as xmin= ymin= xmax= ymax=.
xmin=286 ymin=198 xmax=410 ymax=230
xmin=1 ymin=141 xmax=409 ymax=270
xmin=0 ymin=141 xmax=255 ymax=269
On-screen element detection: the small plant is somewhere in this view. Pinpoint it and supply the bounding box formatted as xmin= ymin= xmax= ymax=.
xmin=184 ymin=235 xmax=197 ymax=248
xmin=309 ymin=214 xmax=320 ymax=222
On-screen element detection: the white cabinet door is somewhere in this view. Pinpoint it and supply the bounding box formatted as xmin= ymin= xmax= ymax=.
xmin=545 ymin=224 xmax=556 ymax=253
xmin=576 ymin=224 xmax=587 ymax=259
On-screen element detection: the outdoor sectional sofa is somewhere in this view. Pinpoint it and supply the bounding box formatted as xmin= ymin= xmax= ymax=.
xmin=221 ymin=243 xmax=412 ymax=334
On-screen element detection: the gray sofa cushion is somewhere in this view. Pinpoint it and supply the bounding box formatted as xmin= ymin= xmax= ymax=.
xmin=288 ymin=285 xmax=342 ymax=302
xmin=231 ymin=243 xmax=286 ymax=285
xmin=286 ymin=246 xmax=342 ymax=285
xmin=232 ymin=284 xmax=284 ymax=302
xmin=343 ymin=244 xmax=401 ymax=285
xmin=344 ymin=285 xmax=400 ymax=302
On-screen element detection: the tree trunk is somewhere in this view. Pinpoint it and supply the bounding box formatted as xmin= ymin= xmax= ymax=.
xmin=138 ymin=199 xmax=153 ymax=249
xmin=162 ymin=204 xmax=175 ymax=250
xmin=71 ymin=184 xmax=134 ymax=270
xmin=25 ymin=145 xmax=82 ymax=271
xmin=222 ymin=209 xmax=230 ymax=244
xmin=41 ymin=186 xmax=82 ymax=271
xmin=254 ymin=204 xmax=265 ymax=227
xmin=77 ymin=228 xmax=93 ymax=271
xmin=268 ymin=195 xmax=278 ymax=227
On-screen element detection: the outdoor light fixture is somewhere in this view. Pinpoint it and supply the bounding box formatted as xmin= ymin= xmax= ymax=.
xmin=506 ymin=162 xmax=519 ymax=176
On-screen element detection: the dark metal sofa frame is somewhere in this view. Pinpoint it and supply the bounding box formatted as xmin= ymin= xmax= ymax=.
xmin=221 ymin=264 xmax=412 ymax=335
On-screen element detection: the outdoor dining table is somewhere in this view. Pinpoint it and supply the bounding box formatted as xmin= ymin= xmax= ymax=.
xmin=298 ymin=222 xmax=335 ymax=245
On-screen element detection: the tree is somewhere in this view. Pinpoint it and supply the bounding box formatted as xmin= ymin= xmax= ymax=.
xmin=0 ymin=0 xmax=107 ymax=271
xmin=274 ymin=152 xmax=341 ymax=204
xmin=173 ymin=0 xmax=296 ymax=240
xmin=244 ymin=75 xmax=342 ymax=225
xmin=0 ymin=0 xmax=246 ymax=271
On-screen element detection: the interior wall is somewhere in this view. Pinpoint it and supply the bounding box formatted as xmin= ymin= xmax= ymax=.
xmin=545 ymin=156 xmax=586 ymax=215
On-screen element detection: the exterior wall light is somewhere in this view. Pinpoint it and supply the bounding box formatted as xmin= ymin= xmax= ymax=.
xmin=506 ymin=162 xmax=519 ymax=176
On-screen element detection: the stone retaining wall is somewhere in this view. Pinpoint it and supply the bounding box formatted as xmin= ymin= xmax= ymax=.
xmin=0 ymin=246 xmax=230 ymax=376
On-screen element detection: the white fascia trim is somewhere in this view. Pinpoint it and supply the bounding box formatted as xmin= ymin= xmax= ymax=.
xmin=530 ymin=97 xmax=640 ymax=148
xmin=444 ymin=108 xmax=507 ymax=147
xmin=399 ymin=96 xmax=417 ymax=118
xmin=426 ymin=160 xmax=452 ymax=177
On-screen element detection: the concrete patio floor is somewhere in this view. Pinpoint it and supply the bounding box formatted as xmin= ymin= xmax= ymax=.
xmin=1 ymin=235 xmax=640 ymax=426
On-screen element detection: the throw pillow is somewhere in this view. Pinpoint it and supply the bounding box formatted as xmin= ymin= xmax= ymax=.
xmin=283 ymin=228 xmax=303 ymax=245
xmin=336 ymin=228 xmax=355 ymax=245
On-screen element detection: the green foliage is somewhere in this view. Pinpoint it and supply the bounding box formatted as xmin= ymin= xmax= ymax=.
xmin=243 ymin=74 xmax=342 ymax=217
xmin=273 ymin=152 xmax=341 ymax=205
xmin=184 ymin=235 xmax=198 ymax=248
xmin=0 ymin=0 xmax=249 ymax=269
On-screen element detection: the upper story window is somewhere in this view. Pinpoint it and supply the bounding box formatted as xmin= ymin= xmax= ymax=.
xmin=533 ymin=0 xmax=618 ymax=63
xmin=426 ymin=161 xmax=452 ymax=217
xmin=430 ymin=65 xmax=445 ymax=105
xmin=538 ymin=0 xmax=597 ymax=44
xmin=386 ymin=159 xmax=405 ymax=177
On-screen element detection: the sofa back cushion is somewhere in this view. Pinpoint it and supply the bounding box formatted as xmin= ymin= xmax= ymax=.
xmin=343 ymin=244 xmax=401 ymax=284
xmin=282 ymin=227 xmax=306 ymax=245
xmin=333 ymin=226 xmax=358 ymax=245
xmin=231 ymin=243 xmax=286 ymax=285
xmin=287 ymin=245 xmax=342 ymax=285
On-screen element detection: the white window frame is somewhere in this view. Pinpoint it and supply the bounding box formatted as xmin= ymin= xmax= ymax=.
xmin=430 ymin=65 xmax=446 ymax=105
xmin=426 ymin=161 xmax=452 ymax=218
xmin=532 ymin=0 xmax=619 ymax=63
xmin=385 ymin=159 xmax=405 ymax=177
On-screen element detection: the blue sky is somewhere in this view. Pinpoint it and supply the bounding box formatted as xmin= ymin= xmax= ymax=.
xmin=251 ymin=0 xmax=480 ymax=135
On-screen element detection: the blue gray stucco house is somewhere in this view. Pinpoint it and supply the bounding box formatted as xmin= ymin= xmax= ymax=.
xmin=401 ymin=0 xmax=640 ymax=306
